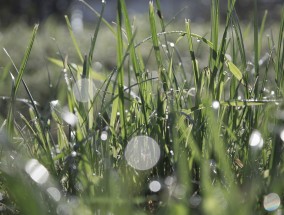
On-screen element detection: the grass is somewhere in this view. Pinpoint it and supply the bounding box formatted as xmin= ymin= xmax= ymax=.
xmin=0 ymin=0 xmax=284 ymax=214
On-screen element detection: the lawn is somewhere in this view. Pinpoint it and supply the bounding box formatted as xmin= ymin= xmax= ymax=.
xmin=0 ymin=0 xmax=284 ymax=214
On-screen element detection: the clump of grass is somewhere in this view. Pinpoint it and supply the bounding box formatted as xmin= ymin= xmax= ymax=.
xmin=0 ymin=0 xmax=284 ymax=214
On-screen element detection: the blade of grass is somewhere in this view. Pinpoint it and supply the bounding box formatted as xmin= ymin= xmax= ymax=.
xmin=149 ymin=1 xmax=168 ymax=92
xmin=64 ymin=15 xmax=84 ymax=63
xmin=253 ymin=0 xmax=259 ymax=97
xmin=185 ymin=19 xmax=199 ymax=97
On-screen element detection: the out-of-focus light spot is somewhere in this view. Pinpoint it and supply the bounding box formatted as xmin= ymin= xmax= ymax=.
xmin=149 ymin=180 xmax=161 ymax=192
xmin=62 ymin=110 xmax=78 ymax=127
xmin=94 ymin=61 xmax=103 ymax=72
xmin=125 ymin=136 xmax=160 ymax=170
xmin=56 ymin=203 xmax=73 ymax=215
xmin=101 ymin=131 xmax=108 ymax=141
xmin=189 ymin=193 xmax=202 ymax=208
xmin=212 ymin=100 xmax=220 ymax=109
xmin=169 ymin=42 xmax=175 ymax=47
xmin=47 ymin=187 xmax=61 ymax=202
xmin=25 ymin=159 xmax=49 ymax=184
xmin=173 ymin=184 xmax=186 ymax=199
xmin=71 ymin=9 xmax=83 ymax=33
xmin=71 ymin=151 xmax=77 ymax=157
xmin=263 ymin=193 xmax=281 ymax=212
xmin=164 ymin=176 xmax=176 ymax=186
xmin=280 ymin=129 xmax=284 ymax=141
xmin=72 ymin=78 xmax=96 ymax=103
xmin=50 ymin=100 xmax=59 ymax=108
xmin=249 ymin=130 xmax=264 ymax=148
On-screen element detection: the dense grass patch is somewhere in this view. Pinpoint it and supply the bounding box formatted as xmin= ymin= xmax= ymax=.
xmin=0 ymin=0 xmax=284 ymax=214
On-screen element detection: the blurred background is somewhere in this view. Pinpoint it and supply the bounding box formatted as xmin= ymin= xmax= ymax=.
xmin=0 ymin=0 xmax=283 ymax=118
xmin=0 ymin=0 xmax=283 ymax=28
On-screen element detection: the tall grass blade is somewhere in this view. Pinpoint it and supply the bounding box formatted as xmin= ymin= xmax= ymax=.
xmin=65 ymin=15 xmax=84 ymax=63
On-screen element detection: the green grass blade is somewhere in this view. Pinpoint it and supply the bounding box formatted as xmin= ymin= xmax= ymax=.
xmin=185 ymin=19 xmax=199 ymax=93
xmin=149 ymin=1 xmax=169 ymax=93
xmin=253 ymin=0 xmax=259 ymax=96
xmin=64 ymin=15 xmax=84 ymax=63
xmin=14 ymin=24 xmax=38 ymax=96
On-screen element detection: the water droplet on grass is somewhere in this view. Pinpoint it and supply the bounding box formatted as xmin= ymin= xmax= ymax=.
xmin=249 ymin=130 xmax=264 ymax=148
xmin=47 ymin=187 xmax=61 ymax=202
xmin=149 ymin=180 xmax=162 ymax=192
xmin=169 ymin=42 xmax=175 ymax=47
xmin=101 ymin=131 xmax=108 ymax=141
xmin=197 ymin=39 xmax=201 ymax=43
xmin=71 ymin=151 xmax=77 ymax=157
xmin=25 ymin=159 xmax=49 ymax=184
xmin=62 ymin=110 xmax=78 ymax=127
xmin=263 ymin=193 xmax=281 ymax=212
xmin=125 ymin=136 xmax=160 ymax=170
xmin=212 ymin=100 xmax=220 ymax=109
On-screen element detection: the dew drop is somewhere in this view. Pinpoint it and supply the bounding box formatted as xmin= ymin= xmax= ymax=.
xmin=101 ymin=131 xmax=108 ymax=141
xmin=196 ymin=39 xmax=201 ymax=43
xmin=62 ymin=110 xmax=78 ymax=127
xmin=249 ymin=130 xmax=264 ymax=148
xmin=263 ymin=193 xmax=281 ymax=212
xmin=125 ymin=136 xmax=160 ymax=170
xmin=212 ymin=100 xmax=220 ymax=109
xmin=149 ymin=180 xmax=161 ymax=192
xmin=25 ymin=159 xmax=49 ymax=184
xmin=71 ymin=151 xmax=77 ymax=157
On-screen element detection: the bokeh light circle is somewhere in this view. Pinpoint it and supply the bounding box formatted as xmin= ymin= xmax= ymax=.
xmin=249 ymin=130 xmax=264 ymax=148
xmin=125 ymin=136 xmax=160 ymax=170
xmin=149 ymin=180 xmax=161 ymax=192
xmin=72 ymin=78 xmax=96 ymax=103
xmin=25 ymin=159 xmax=49 ymax=184
xmin=263 ymin=193 xmax=281 ymax=212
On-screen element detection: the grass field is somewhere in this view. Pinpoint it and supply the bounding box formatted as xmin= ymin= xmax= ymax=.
xmin=0 ymin=0 xmax=284 ymax=214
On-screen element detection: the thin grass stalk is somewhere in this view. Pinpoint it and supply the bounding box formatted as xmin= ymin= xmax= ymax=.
xmin=253 ymin=0 xmax=259 ymax=97
xmin=64 ymin=16 xmax=84 ymax=63
xmin=276 ymin=8 xmax=284 ymax=94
